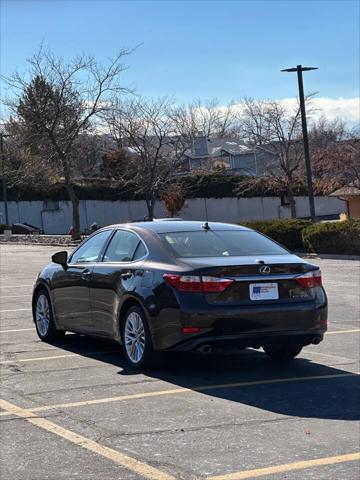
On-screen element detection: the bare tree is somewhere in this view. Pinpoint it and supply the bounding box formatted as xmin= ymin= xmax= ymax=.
xmin=2 ymin=46 xmax=132 ymax=239
xmin=239 ymin=97 xmax=272 ymax=145
xmin=310 ymin=118 xmax=360 ymax=193
xmin=106 ymin=97 xmax=189 ymax=220
xmin=171 ymin=99 xmax=238 ymax=139
xmin=238 ymin=97 xmax=306 ymax=217
xmin=309 ymin=117 xmax=346 ymax=148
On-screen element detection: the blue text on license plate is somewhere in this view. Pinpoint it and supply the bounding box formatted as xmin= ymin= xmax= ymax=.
xmin=249 ymin=283 xmax=279 ymax=300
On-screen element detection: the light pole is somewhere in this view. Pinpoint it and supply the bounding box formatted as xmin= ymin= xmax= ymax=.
xmin=0 ymin=132 xmax=9 ymax=228
xmin=281 ymin=65 xmax=317 ymax=221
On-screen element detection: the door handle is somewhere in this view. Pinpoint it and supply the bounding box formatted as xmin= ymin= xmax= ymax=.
xmin=81 ymin=269 xmax=91 ymax=280
xmin=120 ymin=271 xmax=133 ymax=280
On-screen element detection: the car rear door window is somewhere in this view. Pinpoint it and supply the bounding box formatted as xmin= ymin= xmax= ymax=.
xmin=70 ymin=230 xmax=112 ymax=264
xmin=133 ymin=241 xmax=147 ymax=261
xmin=103 ymin=230 xmax=146 ymax=262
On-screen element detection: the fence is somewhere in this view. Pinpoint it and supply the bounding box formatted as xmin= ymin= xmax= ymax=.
xmin=0 ymin=196 xmax=346 ymax=234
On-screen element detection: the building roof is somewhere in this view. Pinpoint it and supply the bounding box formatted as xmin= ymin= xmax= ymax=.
xmin=184 ymin=137 xmax=256 ymax=159
xmin=330 ymin=186 xmax=360 ymax=197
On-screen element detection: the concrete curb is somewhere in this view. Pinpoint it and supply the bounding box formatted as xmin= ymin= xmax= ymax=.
xmin=0 ymin=234 xmax=82 ymax=247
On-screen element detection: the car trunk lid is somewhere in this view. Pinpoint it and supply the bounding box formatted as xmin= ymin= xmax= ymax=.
xmin=179 ymin=255 xmax=318 ymax=306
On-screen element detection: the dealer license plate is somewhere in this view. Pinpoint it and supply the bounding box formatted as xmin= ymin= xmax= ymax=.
xmin=249 ymin=283 xmax=279 ymax=301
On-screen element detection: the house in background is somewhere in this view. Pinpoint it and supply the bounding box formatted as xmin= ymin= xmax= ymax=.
xmin=181 ymin=134 xmax=278 ymax=175
xmin=91 ymin=132 xmax=280 ymax=178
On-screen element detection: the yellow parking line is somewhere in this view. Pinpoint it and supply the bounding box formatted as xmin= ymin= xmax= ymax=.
xmin=0 ymin=308 xmax=31 ymax=313
xmin=0 ymin=399 xmax=175 ymax=480
xmin=302 ymin=349 xmax=356 ymax=362
xmin=0 ymin=327 xmax=34 ymax=333
xmin=0 ymin=373 xmax=355 ymax=417
xmin=0 ymin=350 xmax=119 ymax=364
xmin=327 ymin=329 xmax=360 ymax=335
xmin=208 ymin=452 xmax=360 ymax=480
xmin=0 ymin=294 xmax=32 ymax=298
xmin=0 ymin=284 xmax=33 ymax=289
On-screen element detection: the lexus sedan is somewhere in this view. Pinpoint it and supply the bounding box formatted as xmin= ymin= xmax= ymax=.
xmin=32 ymin=221 xmax=327 ymax=369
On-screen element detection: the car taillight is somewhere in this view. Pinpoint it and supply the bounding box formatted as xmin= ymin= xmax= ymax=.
xmin=163 ymin=274 xmax=233 ymax=293
xmin=295 ymin=269 xmax=322 ymax=288
xmin=201 ymin=276 xmax=234 ymax=292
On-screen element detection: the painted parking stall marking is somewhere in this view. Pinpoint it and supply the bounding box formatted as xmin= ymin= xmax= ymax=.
xmin=1 ymin=398 xmax=359 ymax=480
xmin=0 ymin=294 xmax=32 ymax=299
xmin=0 ymin=399 xmax=176 ymax=480
xmin=208 ymin=452 xmax=360 ymax=480
xmin=0 ymin=285 xmax=34 ymax=289
xmin=0 ymin=372 xmax=356 ymax=417
xmin=326 ymin=329 xmax=360 ymax=335
xmin=0 ymin=327 xmax=35 ymax=333
xmin=0 ymin=350 xmax=119 ymax=364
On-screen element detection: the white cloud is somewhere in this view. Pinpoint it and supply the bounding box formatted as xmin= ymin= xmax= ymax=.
xmin=215 ymin=97 xmax=359 ymax=129
xmin=279 ymin=97 xmax=359 ymax=126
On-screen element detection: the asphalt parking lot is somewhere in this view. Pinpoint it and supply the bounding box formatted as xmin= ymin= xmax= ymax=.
xmin=0 ymin=244 xmax=359 ymax=480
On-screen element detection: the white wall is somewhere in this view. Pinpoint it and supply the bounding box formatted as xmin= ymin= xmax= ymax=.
xmin=0 ymin=196 xmax=346 ymax=234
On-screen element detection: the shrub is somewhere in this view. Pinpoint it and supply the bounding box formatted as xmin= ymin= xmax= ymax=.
xmin=302 ymin=220 xmax=360 ymax=255
xmin=160 ymin=184 xmax=185 ymax=217
xmin=242 ymin=219 xmax=312 ymax=251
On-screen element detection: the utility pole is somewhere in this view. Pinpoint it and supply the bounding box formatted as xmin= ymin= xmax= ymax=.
xmin=281 ymin=65 xmax=317 ymax=221
xmin=0 ymin=132 xmax=9 ymax=228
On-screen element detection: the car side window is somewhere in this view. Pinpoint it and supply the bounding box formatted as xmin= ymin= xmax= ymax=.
xmin=70 ymin=230 xmax=112 ymax=264
xmin=103 ymin=230 xmax=146 ymax=262
xmin=133 ymin=241 xmax=147 ymax=261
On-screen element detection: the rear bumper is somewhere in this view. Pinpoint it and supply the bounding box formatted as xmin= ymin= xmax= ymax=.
xmin=150 ymin=296 xmax=327 ymax=351
xmin=171 ymin=330 xmax=325 ymax=352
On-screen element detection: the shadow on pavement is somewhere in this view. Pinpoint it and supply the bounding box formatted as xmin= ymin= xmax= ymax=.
xmin=52 ymin=333 xmax=360 ymax=422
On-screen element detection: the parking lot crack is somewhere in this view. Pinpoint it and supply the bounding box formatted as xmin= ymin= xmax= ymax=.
xmin=28 ymin=378 xmax=159 ymax=396
xmin=92 ymin=416 xmax=300 ymax=441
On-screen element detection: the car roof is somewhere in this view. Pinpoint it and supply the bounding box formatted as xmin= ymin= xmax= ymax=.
xmin=105 ymin=220 xmax=252 ymax=233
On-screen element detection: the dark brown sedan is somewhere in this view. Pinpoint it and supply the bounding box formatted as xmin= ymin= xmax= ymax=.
xmin=32 ymin=221 xmax=327 ymax=369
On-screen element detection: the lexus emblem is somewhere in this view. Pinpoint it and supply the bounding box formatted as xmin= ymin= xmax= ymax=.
xmin=259 ymin=266 xmax=271 ymax=274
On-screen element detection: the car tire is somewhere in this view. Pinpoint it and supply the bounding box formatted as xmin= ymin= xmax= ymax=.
xmin=33 ymin=289 xmax=65 ymax=342
xmin=263 ymin=343 xmax=303 ymax=360
xmin=122 ymin=305 xmax=162 ymax=370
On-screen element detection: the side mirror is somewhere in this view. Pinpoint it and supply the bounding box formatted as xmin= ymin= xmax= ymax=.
xmin=52 ymin=251 xmax=68 ymax=266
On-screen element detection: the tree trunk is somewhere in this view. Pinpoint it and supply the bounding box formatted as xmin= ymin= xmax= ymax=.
xmin=288 ymin=191 xmax=297 ymax=219
xmin=145 ymin=197 xmax=156 ymax=221
xmin=65 ymin=183 xmax=81 ymax=240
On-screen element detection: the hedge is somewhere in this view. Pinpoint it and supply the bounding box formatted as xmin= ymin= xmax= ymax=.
xmin=242 ymin=219 xmax=311 ymax=251
xmin=1 ymin=174 xmax=311 ymax=201
xmin=242 ymin=219 xmax=360 ymax=254
xmin=0 ymin=183 xmax=143 ymax=202
xmin=302 ymin=220 xmax=360 ymax=255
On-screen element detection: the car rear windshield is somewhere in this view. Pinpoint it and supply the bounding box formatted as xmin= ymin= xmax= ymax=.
xmin=160 ymin=230 xmax=288 ymax=257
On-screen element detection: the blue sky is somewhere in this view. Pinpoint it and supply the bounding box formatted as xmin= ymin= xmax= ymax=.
xmin=1 ymin=0 xmax=359 ymax=122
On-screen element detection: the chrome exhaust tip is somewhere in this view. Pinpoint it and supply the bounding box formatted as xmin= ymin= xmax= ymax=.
xmin=197 ymin=344 xmax=213 ymax=354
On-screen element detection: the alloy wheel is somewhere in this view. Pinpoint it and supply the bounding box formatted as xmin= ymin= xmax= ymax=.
xmin=35 ymin=293 xmax=50 ymax=337
xmin=124 ymin=311 xmax=146 ymax=364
